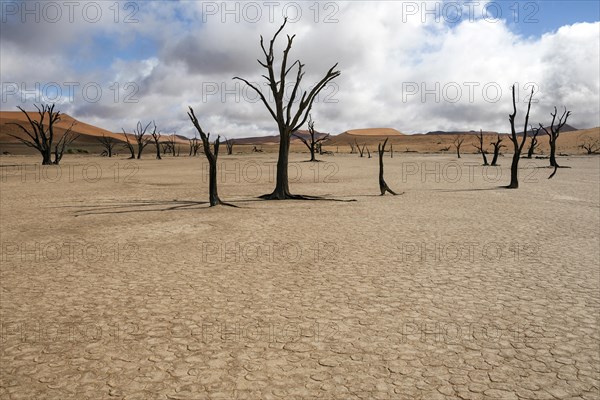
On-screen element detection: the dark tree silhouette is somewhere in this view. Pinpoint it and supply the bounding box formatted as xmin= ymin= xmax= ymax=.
xmin=490 ymin=134 xmax=505 ymax=166
xmin=224 ymin=138 xmax=235 ymax=155
xmin=187 ymin=107 xmax=234 ymax=207
xmin=540 ymin=106 xmax=571 ymax=178
xmin=121 ymin=129 xmax=135 ymax=159
xmin=97 ymin=134 xmax=118 ymax=157
xmin=133 ymin=121 xmax=152 ymax=159
xmin=579 ymin=135 xmax=600 ymax=154
xmin=8 ymin=104 xmax=68 ymax=165
xmin=349 ymin=142 xmax=356 ymax=154
xmin=189 ymin=136 xmax=202 ymax=156
xmin=526 ymin=125 xmax=541 ymax=159
xmin=366 ymin=147 xmax=371 ymax=158
xmin=52 ymin=124 xmax=79 ymax=164
xmin=291 ymin=115 xmax=329 ymax=162
xmin=234 ymin=18 xmax=340 ymax=200
xmin=355 ymin=139 xmax=366 ymax=158
xmin=150 ymin=123 xmax=162 ymax=160
xmin=507 ymin=85 xmax=534 ymax=189
xmin=378 ymin=138 xmax=398 ymax=196
xmin=472 ymin=130 xmax=489 ymax=165
xmin=390 ymin=144 xmax=393 ymax=158
xmin=453 ymin=135 xmax=465 ymax=159
xmin=168 ymin=133 xmax=180 ymax=156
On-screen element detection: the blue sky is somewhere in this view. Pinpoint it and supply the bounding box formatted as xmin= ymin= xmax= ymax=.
xmin=503 ymin=0 xmax=600 ymax=36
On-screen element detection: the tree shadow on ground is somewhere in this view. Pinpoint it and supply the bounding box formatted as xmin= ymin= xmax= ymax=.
xmin=66 ymin=199 xmax=213 ymax=217
xmin=65 ymin=196 xmax=356 ymax=217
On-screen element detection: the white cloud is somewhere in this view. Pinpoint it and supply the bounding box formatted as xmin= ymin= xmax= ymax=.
xmin=1 ymin=1 xmax=598 ymax=136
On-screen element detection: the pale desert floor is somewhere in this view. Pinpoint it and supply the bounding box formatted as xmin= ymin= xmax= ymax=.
xmin=0 ymin=153 xmax=599 ymax=399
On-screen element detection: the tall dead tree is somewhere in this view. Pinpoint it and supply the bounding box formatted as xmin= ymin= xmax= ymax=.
xmin=133 ymin=121 xmax=152 ymax=159
xmin=187 ymin=107 xmax=233 ymax=207
xmin=97 ymin=134 xmax=118 ymax=157
xmin=52 ymin=123 xmax=79 ymax=164
xmin=540 ymin=106 xmax=571 ymax=178
xmin=150 ymin=123 xmax=162 ymax=160
xmin=8 ymin=104 xmax=63 ymax=165
xmin=490 ymin=134 xmax=505 ymax=166
xmin=224 ymin=138 xmax=235 ymax=155
xmin=453 ymin=135 xmax=465 ymax=159
xmin=507 ymin=85 xmax=534 ymax=189
xmin=472 ymin=130 xmax=489 ymax=165
xmin=378 ymin=138 xmax=398 ymax=196
xmin=291 ymin=115 xmax=329 ymax=162
xmin=234 ymin=18 xmax=340 ymax=200
xmin=526 ymin=125 xmax=541 ymax=159
xmin=121 ymin=129 xmax=135 ymax=159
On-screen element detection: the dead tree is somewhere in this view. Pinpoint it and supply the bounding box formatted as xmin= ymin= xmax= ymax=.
xmin=490 ymin=134 xmax=505 ymax=166
xmin=526 ymin=125 xmax=541 ymax=159
xmin=378 ymin=138 xmax=398 ymax=196
xmin=8 ymin=104 xmax=63 ymax=165
xmin=189 ymin=137 xmax=201 ymax=156
xmin=133 ymin=121 xmax=152 ymax=159
xmin=121 ymin=129 xmax=135 ymax=159
xmin=349 ymin=142 xmax=356 ymax=154
xmin=366 ymin=147 xmax=371 ymax=158
xmin=53 ymin=123 xmax=79 ymax=164
xmin=540 ymin=106 xmax=571 ymax=178
xmin=355 ymin=139 xmax=366 ymax=158
xmin=150 ymin=123 xmax=162 ymax=160
xmin=507 ymin=85 xmax=534 ymax=189
xmin=291 ymin=115 xmax=329 ymax=162
xmin=97 ymin=134 xmax=118 ymax=157
xmin=579 ymin=135 xmax=600 ymax=154
xmin=453 ymin=135 xmax=465 ymax=159
xmin=169 ymin=134 xmax=179 ymax=156
xmin=234 ymin=18 xmax=340 ymax=200
xmin=224 ymin=137 xmax=235 ymax=155
xmin=390 ymin=144 xmax=393 ymax=158
xmin=187 ymin=107 xmax=233 ymax=207
xmin=472 ymin=130 xmax=489 ymax=165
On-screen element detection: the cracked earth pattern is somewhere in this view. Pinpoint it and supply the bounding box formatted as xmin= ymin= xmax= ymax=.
xmin=1 ymin=154 xmax=598 ymax=399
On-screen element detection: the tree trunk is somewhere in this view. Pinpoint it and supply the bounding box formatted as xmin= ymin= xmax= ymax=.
xmin=309 ymin=145 xmax=316 ymax=162
xmin=265 ymin=130 xmax=291 ymax=199
xmin=549 ymin=139 xmax=558 ymax=167
xmin=527 ymin=143 xmax=535 ymax=159
xmin=491 ymin=146 xmax=500 ymax=166
xmin=378 ymin=139 xmax=397 ymax=196
xmin=208 ymin=157 xmax=220 ymax=206
xmin=42 ymin=149 xmax=52 ymax=165
xmin=508 ymin=150 xmax=520 ymax=188
xmin=137 ymin=143 xmax=143 ymax=159
xmin=155 ymin=143 xmax=161 ymax=160
xmin=482 ymin=152 xmax=488 ymax=166
xmin=456 ymin=147 xmax=461 ymax=159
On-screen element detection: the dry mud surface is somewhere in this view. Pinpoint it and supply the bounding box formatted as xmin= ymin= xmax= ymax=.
xmin=1 ymin=153 xmax=599 ymax=399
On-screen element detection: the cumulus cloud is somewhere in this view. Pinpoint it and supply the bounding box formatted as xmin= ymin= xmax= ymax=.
xmin=1 ymin=1 xmax=598 ymax=137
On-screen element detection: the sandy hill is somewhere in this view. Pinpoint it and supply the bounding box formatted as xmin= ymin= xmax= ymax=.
xmin=345 ymin=128 xmax=404 ymax=136
xmin=0 ymin=111 xmax=123 ymax=144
